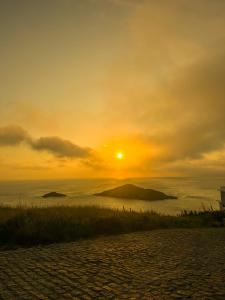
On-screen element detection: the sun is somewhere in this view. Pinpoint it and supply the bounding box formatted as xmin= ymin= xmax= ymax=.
xmin=116 ymin=152 xmax=124 ymax=160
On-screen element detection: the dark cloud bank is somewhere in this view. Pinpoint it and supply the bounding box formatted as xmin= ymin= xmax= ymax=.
xmin=0 ymin=125 xmax=91 ymax=159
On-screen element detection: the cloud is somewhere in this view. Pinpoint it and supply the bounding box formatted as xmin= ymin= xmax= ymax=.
xmin=0 ymin=125 xmax=92 ymax=159
xmin=0 ymin=125 xmax=30 ymax=146
xmin=107 ymin=0 xmax=142 ymax=6
xmin=145 ymin=48 xmax=225 ymax=161
xmin=133 ymin=49 xmax=225 ymax=174
xmin=90 ymin=0 xmax=143 ymax=7
xmin=31 ymin=136 xmax=91 ymax=158
xmin=1 ymin=0 xmax=225 ymax=177
xmin=100 ymin=0 xmax=225 ymax=175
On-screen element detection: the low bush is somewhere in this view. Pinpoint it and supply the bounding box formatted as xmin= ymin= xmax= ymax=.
xmin=0 ymin=205 xmax=224 ymax=248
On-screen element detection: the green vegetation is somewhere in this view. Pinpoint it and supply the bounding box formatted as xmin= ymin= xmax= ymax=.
xmin=0 ymin=205 xmax=224 ymax=248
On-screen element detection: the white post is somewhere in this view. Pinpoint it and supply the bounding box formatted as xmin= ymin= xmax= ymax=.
xmin=219 ymin=187 xmax=225 ymax=211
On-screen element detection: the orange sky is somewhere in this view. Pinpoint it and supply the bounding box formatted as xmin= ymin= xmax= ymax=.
xmin=0 ymin=0 xmax=225 ymax=179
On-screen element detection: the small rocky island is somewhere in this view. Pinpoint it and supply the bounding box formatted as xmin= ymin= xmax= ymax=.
xmin=42 ymin=192 xmax=67 ymax=198
xmin=94 ymin=184 xmax=177 ymax=201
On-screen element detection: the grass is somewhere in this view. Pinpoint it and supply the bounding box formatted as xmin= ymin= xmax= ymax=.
xmin=0 ymin=205 xmax=224 ymax=248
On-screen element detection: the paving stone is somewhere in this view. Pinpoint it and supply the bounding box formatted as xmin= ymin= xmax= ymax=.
xmin=0 ymin=228 xmax=225 ymax=299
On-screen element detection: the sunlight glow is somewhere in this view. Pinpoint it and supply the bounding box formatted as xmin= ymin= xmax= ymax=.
xmin=116 ymin=152 xmax=124 ymax=160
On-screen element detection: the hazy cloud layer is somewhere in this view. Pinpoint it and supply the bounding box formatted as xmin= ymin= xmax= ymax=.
xmin=1 ymin=0 xmax=225 ymax=177
xmin=0 ymin=125 xmax=91 ymax=159
xmin=102 ymin=0 xmax=225 ymax=175
xmin=147 ymin=49 xmax=225 ymax=161
xmin=91 ymin=0 xmax=143 ymax=7
xmin=106 ymin=0 xmax=142 ymax=6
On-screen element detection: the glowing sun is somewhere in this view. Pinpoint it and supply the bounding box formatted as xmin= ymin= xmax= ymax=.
xmin=116 ymin=152 xmax=124 ymax=160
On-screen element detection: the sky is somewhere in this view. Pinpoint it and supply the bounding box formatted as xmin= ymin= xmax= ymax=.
xmin=0 ymin=0 xmax=225 ymax=179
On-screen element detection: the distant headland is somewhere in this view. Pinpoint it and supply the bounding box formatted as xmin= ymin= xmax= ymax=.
xmin=94 ymin=184 xmax=177 ymax=201
xmin=42 ymin=192 xmax=67 ymax=198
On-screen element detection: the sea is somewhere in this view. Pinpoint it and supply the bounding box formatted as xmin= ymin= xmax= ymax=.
xmin=0 ymin=177 xmax=224 ymax=215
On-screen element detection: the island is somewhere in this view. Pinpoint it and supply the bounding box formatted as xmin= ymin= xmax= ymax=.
xmin=94 ymin=184 xmax=177 ymax=201
xmin=42 ymin=192 xmax=67 ymax=198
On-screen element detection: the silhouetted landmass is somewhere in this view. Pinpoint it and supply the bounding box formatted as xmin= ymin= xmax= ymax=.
xmin=94 ymin=184 xmax=177 ymax=200
xmin=42 ymin=192 xmax=67 ymax=198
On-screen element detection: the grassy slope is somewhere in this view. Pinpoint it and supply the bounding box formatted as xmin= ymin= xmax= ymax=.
xmin=0 ymin=206 xmax=224 ymax=248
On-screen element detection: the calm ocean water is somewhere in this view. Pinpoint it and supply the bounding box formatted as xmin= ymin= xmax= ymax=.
xmin=0 ymin=177 xmax=224 ymax=215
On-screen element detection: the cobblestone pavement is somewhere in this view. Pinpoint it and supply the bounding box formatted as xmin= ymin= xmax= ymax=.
xmin=0 ymin=229 xmax=225 ymax=299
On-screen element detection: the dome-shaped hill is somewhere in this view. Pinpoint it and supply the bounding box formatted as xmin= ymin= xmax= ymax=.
xmin=94 ymin=184 xmax=177 ymax=201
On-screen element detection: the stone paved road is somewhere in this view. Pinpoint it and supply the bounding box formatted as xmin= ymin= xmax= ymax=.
xmin=0 ymin=228 xmax=225 ymax=299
